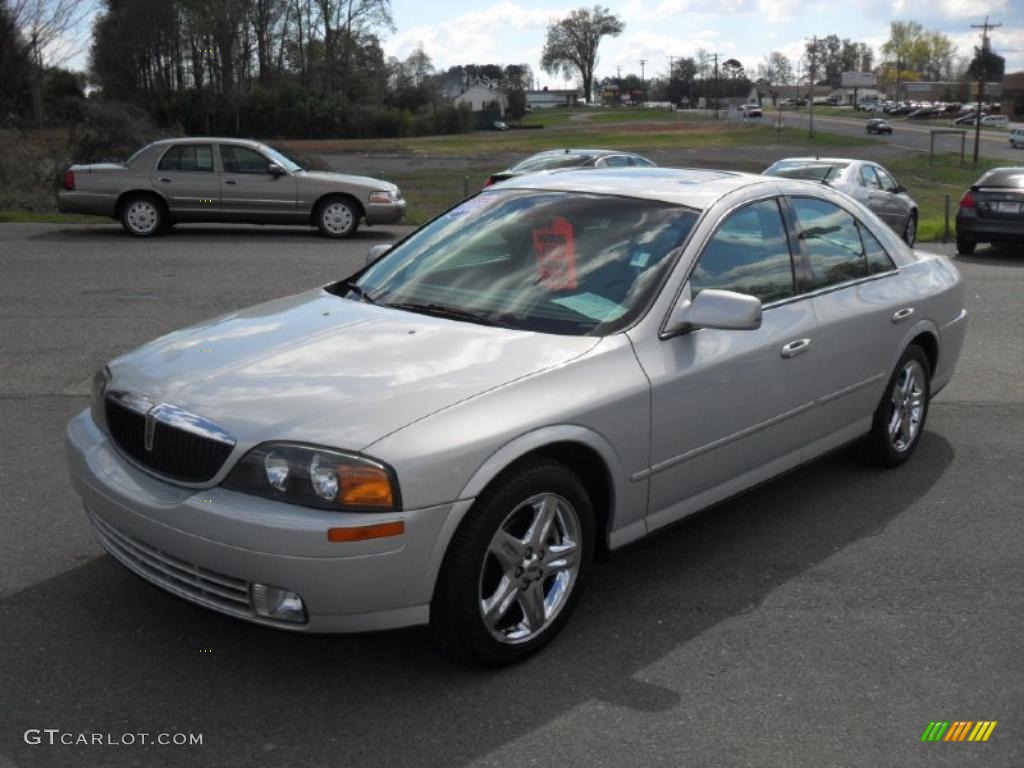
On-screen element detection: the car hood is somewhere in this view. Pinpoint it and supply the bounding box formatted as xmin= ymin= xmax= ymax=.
xmin=296 ymin=170 xmax=397 ymax=191
xmin=106 ymin=289 xmax=599 ymax=450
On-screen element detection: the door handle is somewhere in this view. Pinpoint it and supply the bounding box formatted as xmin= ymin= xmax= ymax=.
xmin=891 ymin=307 xmax=915 ymax=323
xmin=781 ymin=338 xmax=811 ymax=358
xmin=222 ymin=179 xmax=237 ymax=185
xmin=159 ymin=177 xmax=172 ymax=183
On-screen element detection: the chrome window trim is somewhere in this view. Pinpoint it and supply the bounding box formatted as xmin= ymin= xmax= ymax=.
xmin=219 ymin=144 xmax=274 ymax=175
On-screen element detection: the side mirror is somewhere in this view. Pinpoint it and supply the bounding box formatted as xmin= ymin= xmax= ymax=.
xmin=892 ymin=184 xmax=906 ymax=194
xmin=665 ymin=288 xmax=762 ymax=335
xmin=267 ymin=162 xmax=286 ymax=176
xmin=366 ymin=243 xmax=392 ymax=266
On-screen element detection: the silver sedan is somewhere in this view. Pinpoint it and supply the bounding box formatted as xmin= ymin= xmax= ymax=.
xmin=66 ymin=168 xmax=966 ymax=665
xmin=58 ymin=137 xmax=405 ymax=238
xmin=763 ymin=157 xmax=919 ymax=246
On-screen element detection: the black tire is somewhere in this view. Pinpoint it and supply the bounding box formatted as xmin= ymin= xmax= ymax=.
xmin=863 ymin=344 xmax=931 ymax=468
xmin=903 ymin=211 xmax=917 ymax=247
xmin=315 ymin=196 xmax=360 ymax=239
xmin=431 ymin=457 xmax=595 ymax=666
xmin=956 ymin=233 xmax=976 ymax=255
xmin=119 ymin=194 xmax=165 ymax=237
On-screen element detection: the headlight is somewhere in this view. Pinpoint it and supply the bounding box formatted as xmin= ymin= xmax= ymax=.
xmin=91 ymin=365 xmax=111 ymax=427
xmin=368 ymin=190 xmax=396 ymax=204
xmin=222 ymin=443 xmax=401 ymax=512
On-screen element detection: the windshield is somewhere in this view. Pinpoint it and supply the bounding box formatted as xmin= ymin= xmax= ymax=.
xmin=348 ymin=191 xmax=699 ymax=336
xmin=766 ymin=161 xmax=849 ymax=182
xmin=510 ymin=154 xmax=593 ymax=172
xmin=261 ymin=144 xmax=303 ymax=172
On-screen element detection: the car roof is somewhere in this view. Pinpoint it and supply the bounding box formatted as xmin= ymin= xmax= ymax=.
xmin=976 ymin=167 xmax=1024 ymax=188
xmin=531 ymin=148 xmax=640 ymax=158
xmin=770 ymin=157 xmax=859 ymax=164
xmin=494 ymin=167 xmax=771 ymax=209
xmin=149 ymin=137 xmax=267 ymax=149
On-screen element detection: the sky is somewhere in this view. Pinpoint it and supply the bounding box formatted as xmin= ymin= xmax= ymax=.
xmin=383 ymin=0 xmax=1024 ymax=88
xmin=59 ymin=0 xmax=1024 ymax=87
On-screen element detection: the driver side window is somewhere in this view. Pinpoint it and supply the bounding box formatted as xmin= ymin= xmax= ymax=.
xmin=689 ymin=198 xmax=796 ymax=304
xmin=220 ymin=145 xmax=271 ymax=174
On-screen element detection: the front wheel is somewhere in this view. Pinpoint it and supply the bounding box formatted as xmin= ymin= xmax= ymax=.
xmin=431 ymin=458 xmax=595 ymax=666
xmin=316 ymin=196 xmax=359 ymax=238
xmin=903 ymin=212 xmax=917 ymax=247
xmin=863 ymin=345 xmax=931 ymax=467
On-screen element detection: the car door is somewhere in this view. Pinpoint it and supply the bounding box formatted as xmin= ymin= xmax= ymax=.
xmin=628 ymin=198 xmax=821 ymax=530
xmin=151 ymin=143 xmax=220 ymax=217
xmin=787 ymin=195 xmax=914 ymax=441
xmin=873 ymin=166 xmax=910 ymax=229
xmin=218 ymin=143 xmax=298 ymax=218
xmin=854 ymin=164 xmax=891 ymax=224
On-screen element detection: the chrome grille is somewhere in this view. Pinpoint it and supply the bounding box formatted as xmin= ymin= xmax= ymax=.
xmin=104 ymin=395 xmax=235 ymax=483
xmin=90 ymin=511 xmax=254 ymax=618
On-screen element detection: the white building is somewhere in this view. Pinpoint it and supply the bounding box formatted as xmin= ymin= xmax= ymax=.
xmin=453 ymin=85 xmax=508 ymax=113
xmin=526 ymin=89 xmax=580 ymax=109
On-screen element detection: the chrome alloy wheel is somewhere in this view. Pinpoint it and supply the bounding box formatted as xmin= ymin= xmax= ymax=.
xmin=888 ymin=359 xmax=925 ymax=452
xmin=478 ymin=493 xmax=581 ymax=645
xmin=321 ymin=201 xmax=355 ymax=235
xmin=125 ymin=200 xmax=159 ymax=235
xmin=904 ymin=214 xmax=917 ymax=247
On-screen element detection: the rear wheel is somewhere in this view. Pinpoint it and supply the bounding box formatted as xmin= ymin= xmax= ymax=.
xmin=119 ymin=194 xmax=164 ymax=237
xmin=431 ymin=458 xmax=594 ymax=666
xmin=863 ymin=344 xmax=930 ymax=468
xmin=956 ymin=233 xmax=976 ymax=255
xmin=316 ymin=196 xmax=359 ymax=238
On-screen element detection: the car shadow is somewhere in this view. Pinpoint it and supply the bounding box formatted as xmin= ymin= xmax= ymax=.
xmin=36 ymin=224 xmax=408 ymax=243
xmin=955 ymin=243 xmax=1023 ymax=266
xmin=0 ymin=435 xmax=953 ymax=767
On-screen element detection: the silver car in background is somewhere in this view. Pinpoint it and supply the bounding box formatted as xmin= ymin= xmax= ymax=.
xmin=66 ymin=168 xmax=966 ymax=666
xmin=58 ymin=137 xmax=405 ymax=238
xmin=764 ymin=157 xmax=919 ymax=246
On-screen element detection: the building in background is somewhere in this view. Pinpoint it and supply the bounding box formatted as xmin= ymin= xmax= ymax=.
xmin=526 ymin=88 xmax=581 ymax=109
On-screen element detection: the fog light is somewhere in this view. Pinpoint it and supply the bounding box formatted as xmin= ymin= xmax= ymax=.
xmin=251 ymin=583 xmax=307 ymax=623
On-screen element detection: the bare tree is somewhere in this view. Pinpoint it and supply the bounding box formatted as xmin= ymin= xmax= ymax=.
xmin=540 ymin=5 xmax=624 ymax=103
xmin=8 ymin=0 xmax=91 ymax=125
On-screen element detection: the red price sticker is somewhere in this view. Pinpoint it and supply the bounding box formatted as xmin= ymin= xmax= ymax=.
xmin=532 ymin=217 xmax=577 ymax=291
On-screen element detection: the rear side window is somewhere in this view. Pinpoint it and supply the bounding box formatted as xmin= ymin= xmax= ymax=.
xmin=220 ymin=145 xmax=271 ymax=174
xmin=859 ymin=223 xmax=896 ymax=274
xmin=859 ymin=165 xmax=880 ymax=188
xmin=790 ymin=197 xmax=869 ymax=288
xmin=158 ymin=145 xmax=214 ymax=172
xmin=600 ymin=156 xmax=633 ymax=167
xmin=689 ymin=198 xmax=795 ymax=304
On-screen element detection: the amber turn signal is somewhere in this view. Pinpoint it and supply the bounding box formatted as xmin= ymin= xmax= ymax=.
xmin=327 ymin=521 xmax=405 ymax=542
xmin=338 ymin=464 xmax=394 ymax=507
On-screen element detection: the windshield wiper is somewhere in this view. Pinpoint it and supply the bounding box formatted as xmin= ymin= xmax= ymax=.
xmin=337 ymin=280 xmax=377 ymax=304
xmin=384 ymin=301 xmax=515 ymax=328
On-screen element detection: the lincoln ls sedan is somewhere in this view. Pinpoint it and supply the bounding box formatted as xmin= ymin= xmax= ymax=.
xmin=58 ymin=137 xmax=405 ymax=238
xmin=66 ymin=168 xmax=967 ymax=665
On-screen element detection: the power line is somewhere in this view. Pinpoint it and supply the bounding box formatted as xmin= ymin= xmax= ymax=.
xmin=970 ymin=15 xmax=1002 ymax=165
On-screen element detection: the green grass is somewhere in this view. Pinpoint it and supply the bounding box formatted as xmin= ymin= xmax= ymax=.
xmin=0 ymin=209 xmax=106 ymax=224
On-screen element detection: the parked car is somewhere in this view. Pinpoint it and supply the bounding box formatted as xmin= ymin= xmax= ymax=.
xmin=492 ymin=121 xmax=509 ymax=131
xmin=955 ymin=166 xmax=1024 ymax=254
xmin=58 ymin=137 xmax=405 ymax=238
xmin=763 ymin=158 xmax=919 ymax=245
xmin=1010 ymin=127 xmax=1024 ymax=149
xmin=483 ymin=148 xmax=656 ymax=187
xmin=740 ymin=104 xmax=763 ymax=118
xmin=67 ymin=167 xmax=966 ymax=665
xmin=866 ymin=118 xmax=893 ymax=134
xmin=954 ymin=112 xmax=987 ymax=125
xmin=907 ymin=107 xmax=942 ymax=120
xmin=980 ymin=114 xmax=1009 ymax=128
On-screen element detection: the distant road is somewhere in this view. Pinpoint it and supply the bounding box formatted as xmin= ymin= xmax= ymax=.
xmin=780 ymin=111 xmax=1022 ymax=161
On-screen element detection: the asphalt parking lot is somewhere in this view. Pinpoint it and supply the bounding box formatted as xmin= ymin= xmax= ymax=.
xmin=0 ymin=223 xmax=1021 ymax=768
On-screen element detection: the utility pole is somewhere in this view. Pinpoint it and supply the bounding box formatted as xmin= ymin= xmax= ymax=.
xmin=894 ymin=54 xmax=902 ymax=103
xmin=712 ymin=53 xmax=719 ymax=119
xmin=970 ymin=16 xmax=1002 ymax=165
xmin=638 ymin=59 xmax=647 ymax=105
xmin=806 ymin=36 xmax=817 ymax=139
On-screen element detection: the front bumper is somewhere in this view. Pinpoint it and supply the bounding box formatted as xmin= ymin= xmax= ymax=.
xmin=364 ymin=199 xmax=406 ymax=226
xmin=66 ymin=409 xmax=467 ymax=632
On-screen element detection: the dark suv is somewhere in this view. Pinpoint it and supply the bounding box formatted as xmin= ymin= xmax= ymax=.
xmin=956 ymin=167 xmax=1024 ymax=254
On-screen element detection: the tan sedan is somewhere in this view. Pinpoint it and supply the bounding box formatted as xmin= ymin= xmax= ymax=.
xmin=58 ymin=137 xmax=405 ymax=238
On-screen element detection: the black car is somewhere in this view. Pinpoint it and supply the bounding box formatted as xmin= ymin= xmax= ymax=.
xmin=483 ymin=149 xmax=656 ymax=187
xmin=866 ymin=118 xmax=893 ymax=134
xmin=956 ymin=167 xmax=1024 ymax=254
